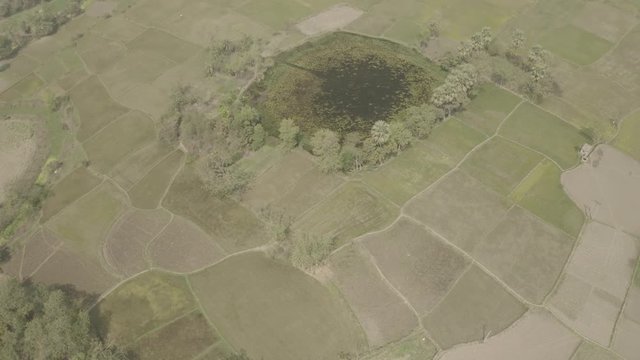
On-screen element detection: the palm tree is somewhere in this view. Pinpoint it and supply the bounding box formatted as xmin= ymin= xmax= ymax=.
xmin=370 ymin=121 xmax=390 ymax=145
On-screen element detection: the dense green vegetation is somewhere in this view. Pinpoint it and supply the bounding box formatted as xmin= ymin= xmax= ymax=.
xmin=0 ymin=279 xmax=126 ymax=360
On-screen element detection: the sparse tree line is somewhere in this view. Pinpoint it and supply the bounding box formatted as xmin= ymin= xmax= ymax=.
xmin=429 ymin=25 xmax=558 ymax=103
xmin=258 ymin=205 xmax=336 ymax=271
xmin=0 ymin=0 xmax=83 ymax=60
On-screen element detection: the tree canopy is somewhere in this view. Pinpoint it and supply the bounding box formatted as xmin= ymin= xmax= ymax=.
xmin=0 ymin=279 xmax=126 ymax=360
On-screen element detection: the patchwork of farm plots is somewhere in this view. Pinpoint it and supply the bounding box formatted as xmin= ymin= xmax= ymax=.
xmin=1 ymin=0 xmax=639 ymax=359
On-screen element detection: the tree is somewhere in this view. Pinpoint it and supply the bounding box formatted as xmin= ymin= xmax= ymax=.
xmin=427 ymin=21 xmax=440 ymax=39
xmin=278 ymin=118 xmax=299 ymax=150
xmin=527 ymin=45 xmax=548 ymax=82
xmin=431 ymin=64 xmax=477 ymax=117
xmin=449 ymin=63 xmax=478 ymax=93
xmin=400 ymin=104 xmax=442 ymax=138
xmin=0 ymin=280 xmax=127 ymax=360
xmin=388 ymin=122 xmax=412 ymax=152
xmin=250 ymin=124 xmax=265 ymax=150
xmin=370 ymin=121 xmax=390 ymax=145
xmin=509 ymin=28 xmax=525 ymax=53
xmin=200 ymin=151 xmax=252 ymax=197
xmin=310 ymin=129 xmax=341 ymax=173
xmin=470 ymin=27 xmax=493 ymax=51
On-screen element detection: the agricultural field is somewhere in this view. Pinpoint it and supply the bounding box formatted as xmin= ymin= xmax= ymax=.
xmin=0 ymin=0 xmax=639 ymax=359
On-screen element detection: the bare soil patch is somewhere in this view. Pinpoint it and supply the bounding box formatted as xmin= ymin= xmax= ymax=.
xmin=439 ymin=310 xmax=581 ymax=360
xmin=561 ymin=145 xmax=640 ymax=237
xmin=296 ymin=5 xmax=364 ymax=36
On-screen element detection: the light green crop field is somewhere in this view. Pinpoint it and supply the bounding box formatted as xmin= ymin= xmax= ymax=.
xmin=1 ymin=0 xmax=639 ymax=358
xmin=499 ymin=102 xmax=590 ymax=169
xmin=540 ymin=25 xmax=613 ymax=65
xmin=188 ymin=252 xmax=367 ymax=360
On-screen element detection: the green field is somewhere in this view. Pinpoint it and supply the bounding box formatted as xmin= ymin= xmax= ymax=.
xmin=540 ymin=25 xmax=613 ymax=65
xmin=188 ymin=252 xmax=367 ymax=360
xmin=614 ymin=110 xmax=640 ymax=161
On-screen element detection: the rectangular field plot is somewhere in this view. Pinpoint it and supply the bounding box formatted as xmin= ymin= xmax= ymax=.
xmin=41 ymin=167 xmax=103 ymax=222
xmin=234 ymin=0 xmax=315 ymax=29
xmin=163 ymin=167 xmax=268 ymax=253
xmin=0 ymin=73 xmax=44 ymax=101
xmin=83 ymin=111 xmax=156 ymax=174
xmin=440 ymin=0 xmax=514 ymax=39
xmin=127 ymin=29 xmax=200 ymax=63
xmin=460 ymin=137 xmax=542 ymax=195
xmin=92 ymin=271 xmax=197 ymax=344
xmin=458 ymin=84 xmax=522 ymax=135
xmin=76 ymin=34 xmax=127 ymax=74
xmin=404 ymin=170 xmax=511 ymax=253
xmin=595 ymin=24 xmax=640 ymax=92
xmin=293 ymin=182 xmax=399 ymax=246
xmin=499 ymin=102 xmax=589 ymax=169
xmin=188 ymin=252 xmax=367 ymax=360
xmin=549 ymin=222 xmax=639 ymax=345
xmin=538 ymin=96 xmax=616 ymax=141
xmin=29 ymin=245 xmax=119 ymax=293
xmin=613 ymin=110 xmax=640 ymax=161
xmin=362 ymin=331 xmax=438 ymax=360
xmin=474 ymin=206 xmax=575 ymax=304
xmin=362 ymin=140 xmax=454 ymax=204
xmin=613 ymin=270 xmax=640 ymax=360
xmin=361 ymin=217 xmax=470 ymax=315
xmin=540 ymin=25 xmax=613 ymax=65
xmin=110 ymin=143 xmax=174 ymax=189
xmin=104 ymin=208 xmax=171 ymax=277
xmin=47 ymin=182 xmax=127 ymax=259
xmin=571 ymin=341 xmax=622 ymax=360
xmin=427 ymin=118 xmax=488 ymax=163
xmin=509 ymin=159 xmax=584 ymax=237
xmin=129 ymin=150 xmax=184 ymax=209
xmin=439 ymin=310 xmax=581 ymax=360
xmin=91 ymin=15 xmax=147 ymax=42
xmin=70 ymin=76 xmax=128 ymax=141
xmin=424 ymin=265 xmax=527 ymax=349
xmin=328 ymin=244 xmax=419 ymax=347
xmin=131 ymin=311 xmax=218 ymax=360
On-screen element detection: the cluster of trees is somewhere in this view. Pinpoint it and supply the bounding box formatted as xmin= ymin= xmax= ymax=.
xmin=0 ymin=0 xmax=49 ymax=18
xmin=159 ymin=86 xmax=265 ymax=198
xmin=275 ymin=102 xmax=444 ymax=172
xmin=0 ymin=279 xmax=127 ymax=360
xmin=259 ymin=206 xmax=336 ymax=270
xmin=205 ymin=36 xmax=262 ymax=78
xmin=0 ymin=0 xmax=83 ymax=60
xmin=431 ymin=63 xmax=478 ymax=118
xmin=440 ymin=27 xmax=494 ymax=70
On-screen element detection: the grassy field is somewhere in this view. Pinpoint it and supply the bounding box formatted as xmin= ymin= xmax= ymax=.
xmin=499 ymin=102 xmax=589 ymax=169
xmin=188 ymin=252 xmax=367 ymax=360
xmin=163 ymin=166 xmax=268 ymax=253
xmin=613 ymin=110 xmax=640 ymax=161
xmin=293 ymin=181 xmax=399 ymax=246
xmin=129 ymin=150 xmax=184 ymax=209
xmin=40 ymin=167 xmax=102 ymax=222
xmin=2 ymin=0 xmax=639 ymax=358
xmin=460 ymin=137 xmax=543 ymax=195
xmin=509 ymin=160 xmax=584 ymax=237
xmin=93 ymin=271 xmax=197 ymax=343
xmin=539 ymin=25 xmax=613 ymax=65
